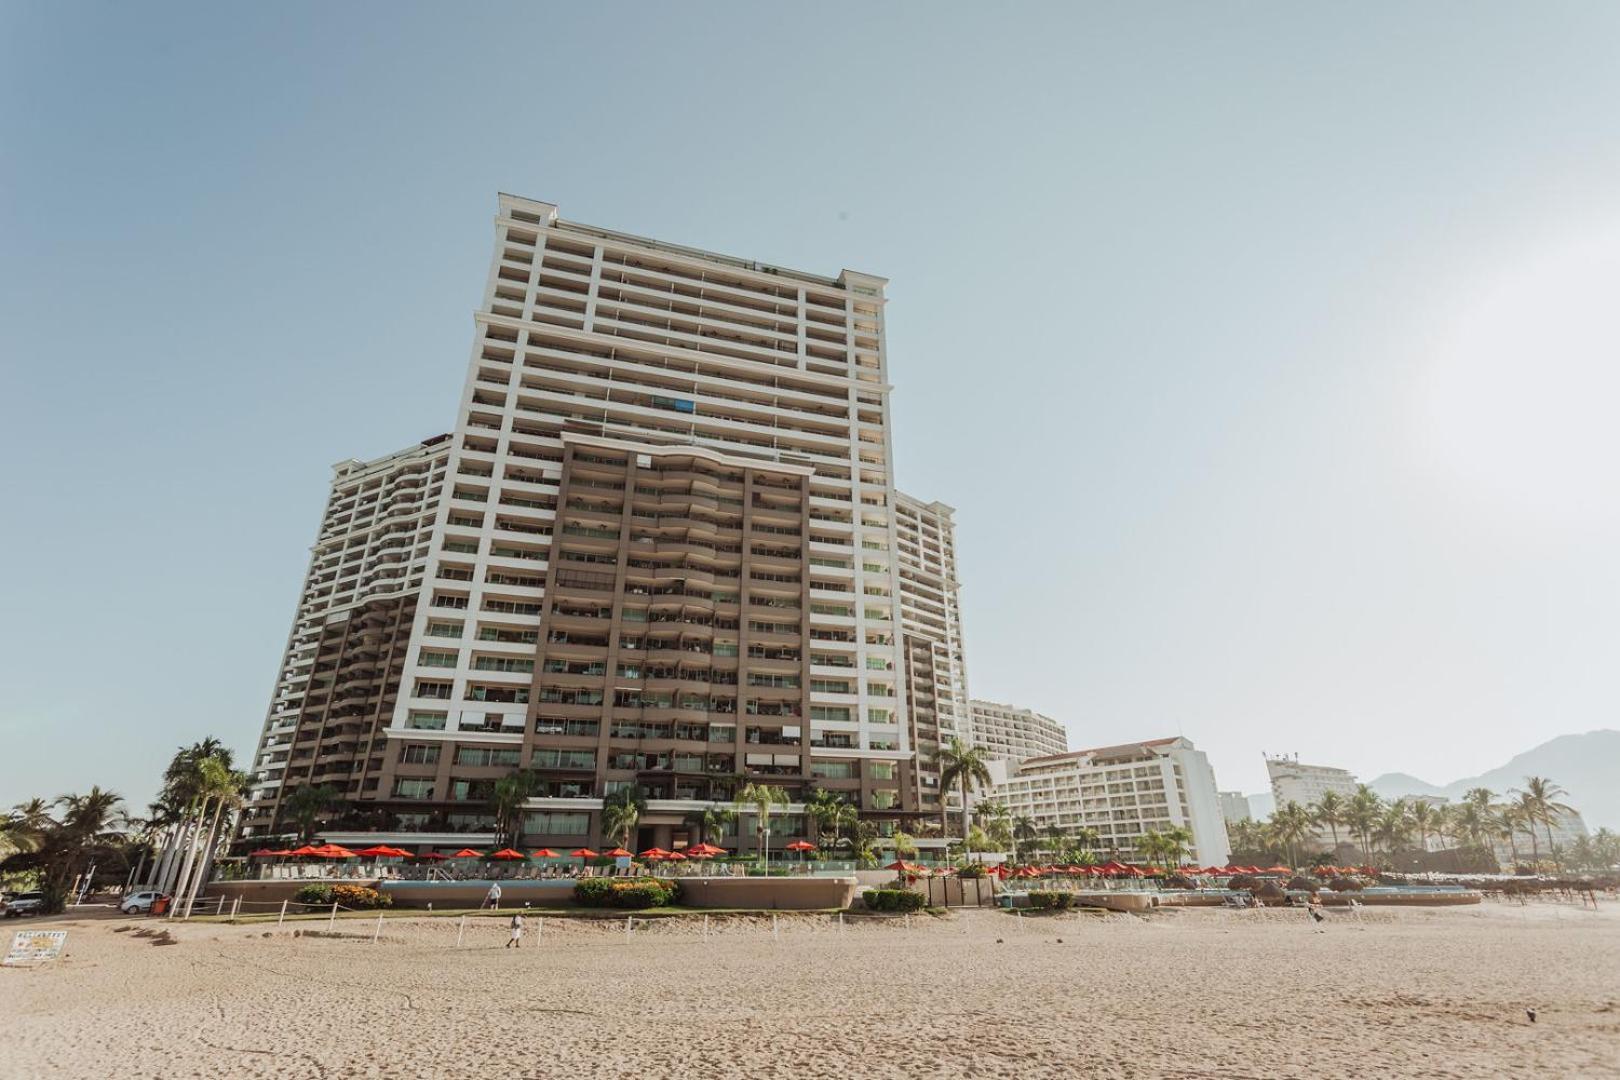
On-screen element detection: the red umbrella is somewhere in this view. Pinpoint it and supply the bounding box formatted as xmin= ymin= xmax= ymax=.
xmin=288 ymin=845 xmax=323 ymax=857
xmin=685 ymin=843 xmax=723 ymax=858
xmin=318 ymin=844 xmax=358 ymax=859
xmin=532 ymin=848 xmax=560 ymax=858
xmin=1263 ymin=864 xmax=1291 ymax=875
xmin=663 ymin=850 xmax=687 ymax=861
xmin=448 ymin=848 xmax=484 ymax=859
xmin=786 ymin=840 xmax=817 ymax=852
xmin=639 ymin=847 xmax=670 ymax=860
xmin=570 ymin=848 xmax=599 ymax=859
xmin=354 ymin=845 xmax=411 ymax=858
xmin=248 ymin=848 xmax=280 ymax=857
xmin=489 ymin=848 xmax=528 ymax=860
xmin=884 ymin=860 xmax=922 ymax=872
xmin=603 ymin=847 xmax=633 ymax=858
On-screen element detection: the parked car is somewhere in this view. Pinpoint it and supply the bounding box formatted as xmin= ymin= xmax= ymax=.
xmin=2 ymin=891 xmax=46 ymax=918
xmin=119 ymin=891 xmax=169 ymax=915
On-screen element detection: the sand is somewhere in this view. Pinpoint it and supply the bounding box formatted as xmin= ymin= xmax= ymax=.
xmin=2 ymin=901 xmax=1617 ymax=1079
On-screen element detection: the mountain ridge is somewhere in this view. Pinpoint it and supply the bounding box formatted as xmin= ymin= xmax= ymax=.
xmin=1367 ymin=729 xmax=1619 ymax=830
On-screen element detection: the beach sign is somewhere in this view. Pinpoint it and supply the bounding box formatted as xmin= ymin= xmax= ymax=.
xmin=4 ymin=930 xmax=68 ymax=967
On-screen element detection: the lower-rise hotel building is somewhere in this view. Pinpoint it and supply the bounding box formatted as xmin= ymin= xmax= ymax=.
xmin=988 ymin=736 xmax=1231 ymax=866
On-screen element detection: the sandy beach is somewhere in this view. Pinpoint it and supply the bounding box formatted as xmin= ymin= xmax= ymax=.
xmin=2 ymin=901 xmax=1617 ymax=1079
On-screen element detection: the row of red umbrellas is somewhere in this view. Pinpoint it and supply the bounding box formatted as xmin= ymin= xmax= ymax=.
xmin=247 ymin=844 xmax=735 ymax=861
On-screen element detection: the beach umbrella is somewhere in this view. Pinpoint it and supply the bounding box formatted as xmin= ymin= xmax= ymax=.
xmin=489 ymin=848 xmax=528 ymax=860
xmin=531 ymin=848 xmax=560 ymax=859
xmin=639 ymin=847 xmax=670 ymax=860
xmin=448 ymin=848 xmax=484 ymax=859
xmin=604 ymin=847 xmax=633 ymax=858
xmin=786 ymin=839 xmax=816 ymax=865
xmin=664 ymin=850 xmax=687 ymax=861
xmin=1264 ymin=864 xmax=1291 ymax=874
xmin=570 ymin=848 xmax=599 ymax=859
xmin=354 ymin=845 xmax=411 ymax=858
xmin=686 ymin=843 xmax=723 ymax=858
xmin=288 ymin=845 xmax=323 ymax=857
xmin=310 ymin=844 xmax=357 ymax=858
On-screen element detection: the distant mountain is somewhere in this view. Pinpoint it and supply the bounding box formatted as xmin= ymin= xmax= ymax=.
xmin=1366 ymin=772 xmax=1445 ymax=800
xmin=1367 ymin=730 xmax=1620 ymax=831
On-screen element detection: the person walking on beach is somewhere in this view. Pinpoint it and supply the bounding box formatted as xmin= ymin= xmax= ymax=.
xmin=484 ymin=882 xmax=502 ymax=910
xmin=1307 ymin=892 xmax=1326 ymax=932
xmin=506 ymin=912 xmax=525 ymax=948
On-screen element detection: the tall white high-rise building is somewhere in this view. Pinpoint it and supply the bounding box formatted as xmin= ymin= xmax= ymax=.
xmin=895 ymin=493 xmax=970 ymax=825
xmin=243 ymin=194 xmax=935 ymax=852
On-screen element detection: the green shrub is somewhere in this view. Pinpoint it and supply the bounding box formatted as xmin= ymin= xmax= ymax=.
xmin=1327 ymin=876 xmax=1366 ymax=892
xmin=573 ymin=877 xmax=679 ymax=909
xmin=956 ymin=863 xmax=989 ymax=879
xmin=862 ymin=888 xmax=926 ymax=913
xmin=294 ymin=884 xmax=333 ymax=906
xmin=332 ymin=884 xmax=391 ymax=909
xmin=1027 ymin=890 xmax=1074 ymax=911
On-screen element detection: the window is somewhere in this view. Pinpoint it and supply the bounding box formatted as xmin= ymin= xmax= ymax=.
xmin=400 ymin=744 xmax=440 ymax=765
xmin=393 ymin=778 xmax=434 ymax=800
xmin=531 ymin=748 xmax=596 ymax=770
xmin=426 ymin=622 xmax=463 ymax=638
xmin=810 ymin=761 xmax=855 ymax=779
xmin=405 ymin=710 xmax=447 ymax=731
xmin=869 ymin=790 xmax=897 ymax=810
xmin=419 ymin=650 xmax=457 ymax=668
xmin=868 ymin=761 xmax=896 ymax=780
xmin=454 ymin=747 xmax=521 ymax=768
xmin=523 ymin=811 xmax=590 ymax=835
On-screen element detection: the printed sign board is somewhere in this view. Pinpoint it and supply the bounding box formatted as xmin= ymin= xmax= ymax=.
xmin=3 ymin=930 xmax=68 ymax=966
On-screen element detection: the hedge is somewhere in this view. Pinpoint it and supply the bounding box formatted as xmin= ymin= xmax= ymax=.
xmin=294 ymin=884 xmax=392 ymax=909
xmin=573 ymin=877 xmax=680 ymax=909
xmin=1026 ymin=890 xmax=1074 ymax=911
xmin=863 ymin=888 xmax=926 ymax=913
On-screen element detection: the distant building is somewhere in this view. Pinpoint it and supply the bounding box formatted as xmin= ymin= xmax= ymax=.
xmin=988 ymin=736 xmax=1230 ymax=866
xmin=1490 ymin=808 xmax=1589 ymax=867
xmin=1219 ymin=791 xmax=1252 ymax=824
xmin=1265 ymin=754 xmax=1359 ymax=809
xmin=969 ymin=700 xmax=1068 ymax=766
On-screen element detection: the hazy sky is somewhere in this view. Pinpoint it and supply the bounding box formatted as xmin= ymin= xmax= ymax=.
xmin=4 ymin=3 xmax=1618 ymax=812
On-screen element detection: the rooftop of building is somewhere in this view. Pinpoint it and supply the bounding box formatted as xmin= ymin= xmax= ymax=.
xmin=1017 ymin=736 xmax=1187 ymax=769
xmin=500 ymin=193 xmax=888 ymax=293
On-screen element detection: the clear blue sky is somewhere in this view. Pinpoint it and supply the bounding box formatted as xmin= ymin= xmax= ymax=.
xmin=4 ymin=3 xmax=1618 ymax=813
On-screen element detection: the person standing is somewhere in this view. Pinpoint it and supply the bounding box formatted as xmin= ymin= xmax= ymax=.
xmin=506 ymin=912 xmax=525 ymax=949
xmin=484 ymin=882 xmax=502 ymax=910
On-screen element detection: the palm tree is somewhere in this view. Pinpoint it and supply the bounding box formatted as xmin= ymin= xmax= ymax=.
xmin=1516 ymin=777 xmax=1574 ymax=868
xmin=1508 ymin=791 xmax=1545 ymax=868
xmin=600 ymin=788 xmax=647 ymax=850
xmin=934 ymin=738 xmax=992 ymax=843
xmin=1495 ymin=803 xmax=1527 ymax=869
xmin=735 ymin=782 xmax=789 ymax=865
xmin=1270 ymin=802 xmax=1315 ymax=868
xmin=489 ymin=770 xmax=542 ymax=847
xmin=181 ymin=760 xmax=249 ymax=917
xmin=834 ymin=803 xmax=859 ymax=853
xmin=281 ymin=784 xmax=339 ymax=844
xmin=1345 ymin=786 xmax=1384 ymax=865
xmin=2 ymin=798 xmax=53 ymax=860
xmin=1407 ymin=800 xmax=1441 ymax=856
xmin=1159 ymin=825 xmax=1193 ymax=868
xmin=1312 ymin=791 xmax=1346 ymax=853
xmin=1072 ymin=826 xmax=1101 ymax=859
xmin=1042 ymin=824 xmax=1065 ymax=860
xmin=805 ymin=788 xmax=844 ymax=848
xmin=1375 ymin=800 xmax=1412 ymax=856
xmin=1011 ymin=816 xmax=1037 ymax=862
xmin=850 ymin=822 xmax=880 ymax=868
xmin=43 ymin=787 xmax=125 ymax=909
xmin=684 ymin=804 xmax=736 ymax=848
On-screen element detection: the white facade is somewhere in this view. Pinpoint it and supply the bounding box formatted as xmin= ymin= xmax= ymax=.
xmin=990 ymin=737 xmax=1231 ymax=866
xmin=248 ymin=436 xmax=453 ymax=805
xmin=970 ymin=699 xmax=1068 ymax=766
xmin=387 ymin=195 xmax=911 ymax=805
xmin=1219 ymin=791 xmax=1252 ymax=824
xmin=1265 ymin=755 xmax=1360 ymax=809
xmin=895 ymin=494 xmax=970 ymax=740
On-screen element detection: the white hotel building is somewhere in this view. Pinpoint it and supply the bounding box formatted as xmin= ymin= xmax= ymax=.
xmin=971 ymin=699 xmax=1068 ymax=767
xmin=242 ymin=193 xmax=938 ymax=852
xmin=989 ymin=737 xmax=1231 ymax=866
